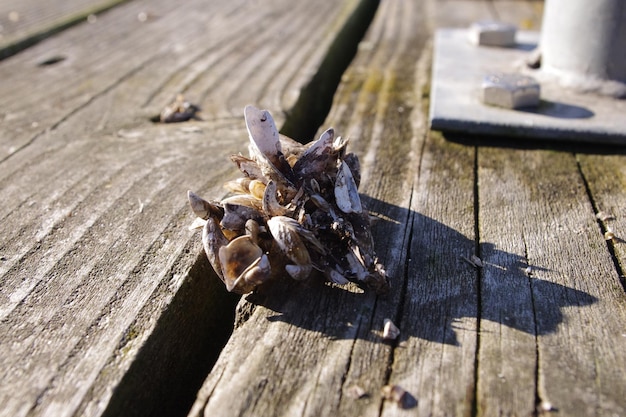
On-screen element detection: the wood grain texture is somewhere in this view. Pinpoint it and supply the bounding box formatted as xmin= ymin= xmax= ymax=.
xmin=0 ymin=0 xmax=371 ymax=416
xmin=576 ymin=149 xmax=626 ymax=278
xmin=378 ymin=4 xmax=479 ymax=417
xmin=477 ymin=146 xmax=626 ymax=417
xmin=3 ymin=0 xmax=625 ymax=416
xmin=577 ymin=152 xmax=626 ymax=286
xmin=0 ymin=0 xmax=130 ymax=59
xmin=190 ymin=1 xmax=626 ymax=416
xmin=188 ymin=0 xmax=431 ymax=415
xmin=384 ymin=129 xmax=478 ymax=417
xmin=475 ymin=3 xmax=626 ymax=416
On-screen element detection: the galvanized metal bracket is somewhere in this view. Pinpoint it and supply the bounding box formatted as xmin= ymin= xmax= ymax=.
xmin=429 ymin=29 xmax=626 ymax=145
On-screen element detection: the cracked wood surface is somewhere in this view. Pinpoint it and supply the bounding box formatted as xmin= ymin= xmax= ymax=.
xmin=475 ymin=3 xmax=626 ymax=414
xmin=190 ymin=1 xmax=626 ymax=417
xmin=0 ymin=0 xmax=370 ymax=416
xmin=1 ymin=0 xmax=626 ymax=417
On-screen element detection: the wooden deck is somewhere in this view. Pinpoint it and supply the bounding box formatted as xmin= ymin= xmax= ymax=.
xmin=1 ymin=1 xmax=625 ymax=416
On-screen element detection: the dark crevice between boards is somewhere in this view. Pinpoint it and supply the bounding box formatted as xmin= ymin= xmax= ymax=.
xmin=0 ymin=0 xmax=132 ymax=61
xmin=523 ymin=234 xmax=543 ymax=417
xmin=378 ymin=191 xmax=418 ymax=414
xmin=471 ymin=146 xmax=482 ymax=417
xmin=575 ymin=158 xmax=626 ymax=293
xmin=98 ymin=1 xmax=382 ymax=417
xmin=280 ymin=0 xmax=381 ymax=143
xmin=99 ymin=250 xmax=240 ymax=417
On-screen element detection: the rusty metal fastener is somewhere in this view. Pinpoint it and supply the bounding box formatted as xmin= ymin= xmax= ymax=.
xmin=482 ymin=73 xmax=541 ymax=109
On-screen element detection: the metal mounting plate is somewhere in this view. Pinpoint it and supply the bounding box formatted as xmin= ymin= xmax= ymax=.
xmin=429 ymin=29 xmax=626 ymax=145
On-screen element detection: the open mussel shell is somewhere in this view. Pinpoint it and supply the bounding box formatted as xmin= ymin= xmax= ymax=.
xmin=218 ymin=234 xmax=271 ymax=293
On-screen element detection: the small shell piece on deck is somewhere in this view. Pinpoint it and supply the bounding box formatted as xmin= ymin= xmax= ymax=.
xmin=159 ymin=94 xmax=200 ymax=123
xmin=383 ymin=318 xmax=400 ymax=340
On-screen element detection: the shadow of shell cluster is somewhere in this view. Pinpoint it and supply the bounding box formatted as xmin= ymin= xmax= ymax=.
xmin=188 ymin=105 xmax=388 ymax=294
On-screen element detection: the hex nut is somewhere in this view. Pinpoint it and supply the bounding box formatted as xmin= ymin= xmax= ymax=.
xmin=469 ymin=21 xmax=517 ymax=47
xmin=482 ymin=73 xmax=541 ymax=109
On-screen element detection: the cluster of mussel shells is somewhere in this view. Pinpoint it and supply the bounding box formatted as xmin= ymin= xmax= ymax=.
xmin=188 ymin=105 xmax=388 ymax=294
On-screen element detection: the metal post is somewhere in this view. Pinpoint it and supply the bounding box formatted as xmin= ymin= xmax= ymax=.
xmin=540 ymin=0 xmax=626 ymax=97
xmin=429 ymin=1 xmax=626 ymax=143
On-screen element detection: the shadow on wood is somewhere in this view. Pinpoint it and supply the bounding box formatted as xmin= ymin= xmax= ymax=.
xmin=442 ymin=131 xmax=626 ymax=155
xmin=237 ymin=196 xmax=598 ymax=347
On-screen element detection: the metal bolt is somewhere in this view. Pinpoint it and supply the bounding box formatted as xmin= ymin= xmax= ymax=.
xmin=469 ymin=21 xmax=517 ymax=47
xmin=482 ymin=73 xmax=541 ymax=109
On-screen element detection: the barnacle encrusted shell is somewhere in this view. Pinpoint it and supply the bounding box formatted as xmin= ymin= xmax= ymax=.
xmin=188 ymin=105 xmax=389 ymax=294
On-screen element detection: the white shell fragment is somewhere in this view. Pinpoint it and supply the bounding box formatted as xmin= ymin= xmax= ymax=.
xmin=538 ymin=401 xmax=557 ymax=412
xmin=245 ymin=106 xmax=282 ymax=164
xmin=604 ymin=231 xmax=617 ymax=242
xmin=267 ymin=216 xmax=312 ymax=281
xmin=596 ymin=211 xmax=615 ymax=222
xmin=335 ymin=161 xmax=363 ymax=214
xmin=188 ymin=217 xmax=207 ymax=231
xmin=461 ymin=254 xmax=483 ymax=268
xmin=470 ymin=255 xmax=484 ymax=267
xmin=383 ymin=318 xmax=400 ymax=340
xmin=160 ymin=94 xmax=200 ymax=123
xmin=187 ymin=106 xmax=389 ymax=294
xmin=346 ymin=384 xmax=368 ymax=399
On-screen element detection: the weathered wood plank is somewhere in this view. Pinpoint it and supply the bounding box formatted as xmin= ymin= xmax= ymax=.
xmin=0 ymin=0 xmax=373 ymax=416
xmin=464 ymin=4 xmax=542 ymax=416
xmin=477 ymin=146 xmax=626 ymax=416
xmin=380 ymin=8 xmax=540 ymax=417
xmin=3 ymin=1 xmax=625 ymax=417
xmin=577 ymin=151 xmax=626 ymax=281
xmin=450 ymin=2 xmax=626 ymax=416
xmin=492 ymin=0 xmax=544 ymax=31
xmin=374 ymin=5 xmax=480 ymax=417
xmin=574 ymin=151 xmax=626 ymax=412
xmin=431 ymin=0 xmax=491 ymax=28
xmin=194 ymin=1 xmax=625 ymax=415
xmin=431 ymin=0 xmax=544 ymax=32
xmin=382 ymin=134 xmax=478 ymax=417
xmin=188 ymin=0 xmax=433 ymax=415
xmin=0 ymin=0 xmax=129 ymax=59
